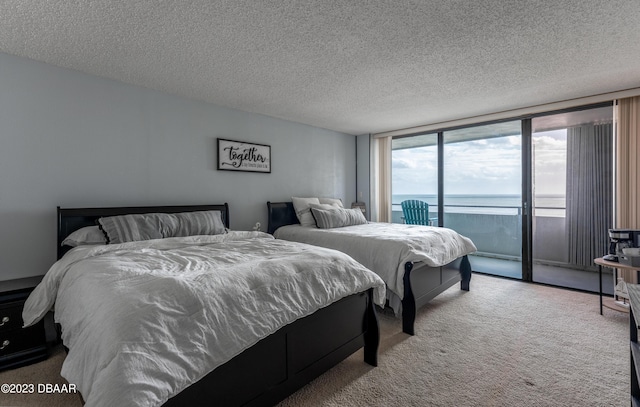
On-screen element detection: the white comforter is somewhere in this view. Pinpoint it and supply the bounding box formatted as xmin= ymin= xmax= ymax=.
xmin=22 ymin=231 xmax=385 ymax=407
xmin=274 ymin=223 xmax=477 ymax=303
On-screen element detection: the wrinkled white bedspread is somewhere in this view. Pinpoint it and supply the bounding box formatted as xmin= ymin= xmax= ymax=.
xmin=274 ymin=223 xmax=477 ymax=301
xmin=22 ymin=231 xmax=385 ymax=407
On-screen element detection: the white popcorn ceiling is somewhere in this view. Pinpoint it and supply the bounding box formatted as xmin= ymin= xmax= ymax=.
xmin=0 ymin=0 xmax=639 ymax=135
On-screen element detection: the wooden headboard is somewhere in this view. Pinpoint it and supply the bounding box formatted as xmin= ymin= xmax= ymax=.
xmin=266 ymin=202 xmax=299 ymax=234
xmin=57 ymin=203 xmax=230 ymax=259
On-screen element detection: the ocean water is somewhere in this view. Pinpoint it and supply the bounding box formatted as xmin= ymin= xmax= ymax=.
xmin=392 ymin=194 xmax=565 ymax=216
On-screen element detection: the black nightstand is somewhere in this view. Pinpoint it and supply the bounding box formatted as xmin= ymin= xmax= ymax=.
xmin=0 ymin=277 xmax=48 ymax=370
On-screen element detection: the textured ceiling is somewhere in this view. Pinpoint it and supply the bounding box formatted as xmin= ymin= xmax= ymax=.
xmin=1 ymin=1 xmax=639 ymax=135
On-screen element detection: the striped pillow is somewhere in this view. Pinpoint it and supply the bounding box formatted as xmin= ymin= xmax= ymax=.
xmin=310 ymin=207 xmax=367 ymax=229
xmin=98 ymin=210 xmax=226 ymax=244
xmin=172 ymin=210 xmax=226 ymax=237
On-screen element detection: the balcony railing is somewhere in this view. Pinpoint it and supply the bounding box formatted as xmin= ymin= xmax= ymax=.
xmin=392 ymin=203 xmax=569 ymax=264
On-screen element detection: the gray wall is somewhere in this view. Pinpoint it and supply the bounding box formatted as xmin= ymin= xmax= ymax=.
xmin=0 ymin=52 xmax=356 ymax=281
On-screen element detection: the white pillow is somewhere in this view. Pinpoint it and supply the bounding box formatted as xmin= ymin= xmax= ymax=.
xmin=318 ymin=197 xmax=344 ymax=208
xmin=61 ymin=226 xmax=107 ymax=247
xmin=309 ymin=203 xmax=341 ymax=211
xmin=291 ymin=197 xmax=320 ymax=227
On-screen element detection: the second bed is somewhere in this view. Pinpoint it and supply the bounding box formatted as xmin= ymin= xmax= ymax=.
xmin=267 ymin=201 xmax=477 ymax=335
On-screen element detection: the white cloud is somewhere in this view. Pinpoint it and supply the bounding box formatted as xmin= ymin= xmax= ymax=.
xmin=392 ymin=130 xmax=568 ymax=196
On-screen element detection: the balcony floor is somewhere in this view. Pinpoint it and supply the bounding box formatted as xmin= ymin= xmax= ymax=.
xmin=469 ymin=255 xmax=614 ymax=296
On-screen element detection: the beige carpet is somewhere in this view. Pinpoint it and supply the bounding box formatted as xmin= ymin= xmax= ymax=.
xmin=0 ymin=274 xmax=629 ymax=406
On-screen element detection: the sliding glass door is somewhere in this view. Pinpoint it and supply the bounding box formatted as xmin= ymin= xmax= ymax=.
xmin=531 ymin=106 xmax=614 ymax=293
xmin=443 ymin=121 xmax=524 ymax=279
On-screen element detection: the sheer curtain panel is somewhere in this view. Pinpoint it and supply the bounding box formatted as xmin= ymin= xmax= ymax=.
xmin=615 ymin=96 xmax=640 ymax=229
xmin=371 ymin=136 xmax=392 ymax=222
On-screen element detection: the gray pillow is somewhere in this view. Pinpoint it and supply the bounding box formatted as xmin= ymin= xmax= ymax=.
xmin=310 ymin=207 xmax=368 ymax=229
xmin=98 ymin=210 xmax=226 ymax=244
xmin=172 ymin=210 xmax=226 ymax=237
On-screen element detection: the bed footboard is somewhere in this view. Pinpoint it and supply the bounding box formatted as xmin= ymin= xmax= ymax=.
xmin=163 ymin=289 xmax=379 ymax=407
xmin=401 ymin=255 xmax=471 ymax=335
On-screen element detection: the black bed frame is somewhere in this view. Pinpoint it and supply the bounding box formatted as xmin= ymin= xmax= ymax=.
xmin=56 ymin=204 xmax=379 ymax=406
xmin=266 ymin=201 xmax=472 ymax=336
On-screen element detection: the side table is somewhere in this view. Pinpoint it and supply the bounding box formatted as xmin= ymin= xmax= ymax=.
xmin=0 ymin=276 xmax=48 ymax=370
xmin=594 ymin=257 xmax=640 ymax=315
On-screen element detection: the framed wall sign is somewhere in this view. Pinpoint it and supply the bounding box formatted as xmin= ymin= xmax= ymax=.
xmin=217 ymin=138 xmax=271 ymax=173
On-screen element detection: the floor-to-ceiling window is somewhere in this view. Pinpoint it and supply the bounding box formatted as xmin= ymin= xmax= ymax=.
xmin=391 ymin=133 xmax=439 ymax=224
xmin=389 ymin=103 xmax=614 ymax=293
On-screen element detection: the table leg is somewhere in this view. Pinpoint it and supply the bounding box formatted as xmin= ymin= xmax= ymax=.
xmin=614 ymin=268 xmax=617 ymax=302
xmin=599 ymin=264 xmax=603 ymax=315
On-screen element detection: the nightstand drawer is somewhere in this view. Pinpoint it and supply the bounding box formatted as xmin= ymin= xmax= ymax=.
xmin=0 ymin=300 xmax=27 ymax=332
xmin=0 ymin=324 xmax=45 ymax=357
xmin=0 ymin=279 xmax=48 ymax=370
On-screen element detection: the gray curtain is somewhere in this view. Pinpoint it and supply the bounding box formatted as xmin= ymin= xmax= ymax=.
xmin=566 ymin=123 xmax=613 ymax=268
